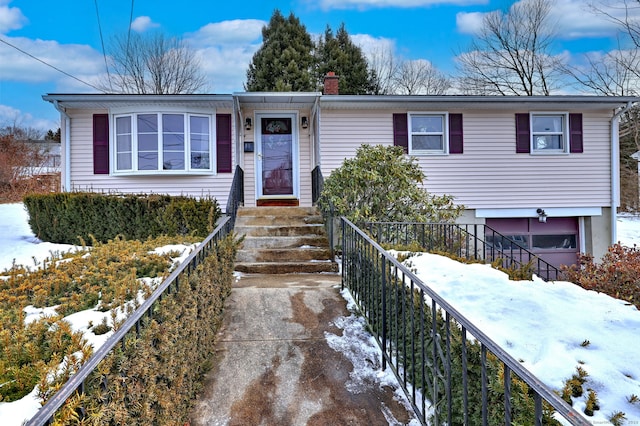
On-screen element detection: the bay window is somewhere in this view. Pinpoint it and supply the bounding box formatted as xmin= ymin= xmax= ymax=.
xmin=114 ymin=112 xmax=212 ymax=173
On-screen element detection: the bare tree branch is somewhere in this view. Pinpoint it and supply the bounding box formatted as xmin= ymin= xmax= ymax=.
xmin=103 ymin=32 xmax=208 ymax=94
xmin=456 ymin=0 xmax=562 ymax=95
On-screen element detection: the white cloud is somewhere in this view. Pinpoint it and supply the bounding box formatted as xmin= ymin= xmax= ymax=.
xmin=456 ymin=0 xmax=633 ymax=39
xmin=130 ymin=16 xmax=160 ymax=33
xmin=0 ymin=104 xmax=57 ymax=131
xmin=316 ymin=0 xmax=487 ymax=10
xmin=0 ymin=0 xmax=27 ymax=34
xmin=351 ymin=33 xmax=397 ymax=58
xmin=0 ymin=36 xmax=104 ymax=89
xmin=187 ymin=19 xmax=266 ymax=92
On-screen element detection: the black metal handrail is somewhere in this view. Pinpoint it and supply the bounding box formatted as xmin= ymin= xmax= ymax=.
xmin=311 ymin=165 xmax=336 ymax=258
xmin=26 ymin=217 xmax=234 ymax=426
xmin=362 ymin=222 xmax=561 ymax=281
xmin=225 ymin=165 xmax=244 ymax=227
xmin=342 ymin=217 xmax=589 ymax=426
xmin=311 ymin=165 xmax=323 ymax=204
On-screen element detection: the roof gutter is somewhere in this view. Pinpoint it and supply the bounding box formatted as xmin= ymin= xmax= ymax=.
xmin=53 ymin=100 xmax=71 ymax=192
xmin=611 ymin=101 xmax=634 ymax=246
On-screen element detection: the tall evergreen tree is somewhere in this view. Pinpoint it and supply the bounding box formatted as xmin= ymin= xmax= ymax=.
xmin=245 ymin=10 xmax=315 ymax=92
xmin=315 ymin=23 xmax=374 ymax=94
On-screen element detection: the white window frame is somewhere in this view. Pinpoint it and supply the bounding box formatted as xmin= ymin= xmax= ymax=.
xmin=530 ymin=112 xmax=569 ymax=155
xmin=408 ymin=112 xmax=449 ymax=155
xmin=111 ymin=109 xmax=215 ymax=175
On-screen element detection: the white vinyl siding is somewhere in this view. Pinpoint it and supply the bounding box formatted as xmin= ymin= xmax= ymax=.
xmin=67 ymin=108 xmax=235 ymax=207
xmin=319 ymin=109 xmax=612 ymax=210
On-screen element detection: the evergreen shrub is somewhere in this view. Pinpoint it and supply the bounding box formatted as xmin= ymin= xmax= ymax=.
xmin=23 ymin=192 xmax=220 ymax=244
xmin=39 ymin=235 xmax=238 ymax=425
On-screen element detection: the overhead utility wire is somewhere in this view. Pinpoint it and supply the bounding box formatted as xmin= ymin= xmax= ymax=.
xmin=0 ymin=37 xmax=104 ymax=92
xmin=94 ymin=0 xmax=113 ymax=91
xmin=126 ymin=0 xmax=135 ymax=58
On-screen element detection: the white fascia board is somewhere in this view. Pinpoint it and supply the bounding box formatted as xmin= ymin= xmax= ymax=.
xmin=475 ymin=207 xmax=603 ymax=218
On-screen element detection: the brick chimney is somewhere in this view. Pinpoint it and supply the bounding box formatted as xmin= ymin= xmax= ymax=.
xmin=323 ymin=71 xmax=339 ymax=95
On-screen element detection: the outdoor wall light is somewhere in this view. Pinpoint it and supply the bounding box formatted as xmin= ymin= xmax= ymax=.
xmin=245 ymin=117 xmax=252 ymax=130
xmin=301 ymin=116 xmax=309 ymax=129
xmin=536 ymin=208 xmax=547 ymax=223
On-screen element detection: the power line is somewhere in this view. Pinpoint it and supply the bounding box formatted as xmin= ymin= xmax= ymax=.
xmin=126 ymin=0 xmax=135 ymax=58
xmin=94 ymin=0 xmax=113 ymax=91
xmin=0 ymin=37 xmax=104 ymax=92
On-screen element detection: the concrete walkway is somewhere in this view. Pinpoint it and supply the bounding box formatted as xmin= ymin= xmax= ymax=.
xmin=189 ymin=273 xmax=417 ymax=426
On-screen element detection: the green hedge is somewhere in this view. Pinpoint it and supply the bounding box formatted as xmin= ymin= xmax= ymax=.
xmin=23 ymin=192 xmax=221 ymax=244
xmin=41 ymin=235 xmax=238 ymax=425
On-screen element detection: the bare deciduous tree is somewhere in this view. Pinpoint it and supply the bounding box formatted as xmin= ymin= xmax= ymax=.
xmin=394 ymin=59 xmax=451 ymax=95
xmin=104 ymin=32 xmax=208 ymax=94
xmin=368 ymin=45 xmax=400 ymax=95
xmin=456 ymin=0 xmax=562 ymax=95
xmin=367 ymin=45 xmax=451 ymax=95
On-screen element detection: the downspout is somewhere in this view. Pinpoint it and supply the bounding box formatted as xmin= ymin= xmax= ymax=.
xmin=53 ymin=101 xmax=71 ymax=192
xmin=611 ymin=101 xmax=634 ymax=245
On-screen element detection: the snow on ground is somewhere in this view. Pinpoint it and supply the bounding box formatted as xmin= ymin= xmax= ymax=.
xmin=0 ymin=203 xmax=196 ymax=425
xmin=2 ymin=203 xmax=640 ymax=424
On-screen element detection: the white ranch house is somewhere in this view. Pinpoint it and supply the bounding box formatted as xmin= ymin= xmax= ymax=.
xmin=43 ymin=87 xmax=637 ymax=270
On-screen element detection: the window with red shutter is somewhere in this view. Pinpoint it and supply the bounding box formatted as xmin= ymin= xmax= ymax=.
xmin=216 ymin=114 xmax=232 ymax=173
xmin=93 ymin=114 xmax=109 ymax=174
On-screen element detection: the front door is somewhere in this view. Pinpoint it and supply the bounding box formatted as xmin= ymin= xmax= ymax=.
xmin=256 ymin=115 xmax=298 ymax=199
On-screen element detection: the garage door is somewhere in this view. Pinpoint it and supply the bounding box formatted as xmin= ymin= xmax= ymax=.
xmin=485 ymin=217 xmax=580 ymax=270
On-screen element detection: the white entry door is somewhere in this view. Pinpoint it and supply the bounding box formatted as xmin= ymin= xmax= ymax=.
xmin=256 ymin=114 xmax=299 ymax=199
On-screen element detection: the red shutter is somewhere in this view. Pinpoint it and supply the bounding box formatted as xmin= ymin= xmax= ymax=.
xmin=216 ymin=114 xmax=232 ymax=173
xmin=569 ymin=113 xmax=583 ymax=153
xmin=515 ymin=113 xmax=530 ymax=153
xmin=448 ymin=113 xmax=463 ymax=154
xmin=93 ymin=114 xmax=109 ymax=174
xmin=393 ymin=113 xmax=408 ymax=154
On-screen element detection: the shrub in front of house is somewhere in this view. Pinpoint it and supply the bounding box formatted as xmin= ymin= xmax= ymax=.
xmin=37 ymin=235 xmax=238 ymax=425
xmin=318 ymin=144 xmax=463 ymax=224
xmin=23 ymin=192 xmax=220 ymax=245
xmin=561 ymin=243 xmax=640 ymax=310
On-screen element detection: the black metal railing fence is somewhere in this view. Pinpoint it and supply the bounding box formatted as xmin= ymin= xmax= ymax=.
xmin=225 ymin=165 xmax=244 ymax=227
xmin=311 ymin=165 xmax=335 ymax=258
xmin=26 ymin=217 xmax=234 ymax=426
xmin=362 ymin=222 xmax=561 ymax=281
xmin=342 ymin=217 xmax=589 ymax=426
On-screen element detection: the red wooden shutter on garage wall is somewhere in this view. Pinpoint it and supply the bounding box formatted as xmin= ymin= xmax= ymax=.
xmin=93 ymin=114 xmax=109 ymax=174
xmin=216 ymin=114 xmax=232 ymax=173
xmin=392 ymin=113 xmax=409 ymax=154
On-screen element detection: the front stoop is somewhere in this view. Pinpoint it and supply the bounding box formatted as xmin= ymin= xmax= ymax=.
xmin=234 ymin=206 xmax=339 ymax=274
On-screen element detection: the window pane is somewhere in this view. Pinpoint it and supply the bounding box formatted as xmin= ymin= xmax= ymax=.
xmin=163 ymin=133 xmax=184 ymax=151
xmin=533 ymin=135 xmax=563 ymax=150
xmin=190 ymin=116 xmax=209 ymax=134
xmin=138 ymin=134 xmax=158 ymax=151
xmin=532 ymin=235 xmax=576 ymax=249
xmin=117 ymin=153 xmax=132 ymax=170
xmin=138 ymin=152 xmax=158 ymax=170
xmin=163 ymin=114 xmax=184 ymax=133
xmin=116 ymin=135 xmax=131 ymax=152
xmin=532 ymin=115 xmax=562 ymax=132
xmin=116 ymin=116 xmax=131 ymax=134
xmin=413 ymin=135 xmax=443 ymax=151
xmin=163 ymin=152 xmax=185 ymax=170
xmin=190 ymin=135 xmax=209 ymax=151
xmin=137 ymin=114 xmax=157 ymax=132
xmin=412 ymin=116 xmax=443 ymax=133
xmin=487 ymin=235 xmax=529 ymax=250
xmin=191 ymin=152 xmax=210 ymax=169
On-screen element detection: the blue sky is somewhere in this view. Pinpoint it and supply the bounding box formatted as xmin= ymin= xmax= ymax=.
xmin=0 ymin=0 xmax=635 ymax=131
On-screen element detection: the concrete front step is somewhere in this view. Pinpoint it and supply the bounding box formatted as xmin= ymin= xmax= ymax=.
xmin=234 ymin=261 xmax=339 ymax=274
xmin=236 ymin=247 xmax=332 ymax=263
xmin=234 ymin=206 xmax=338 ymax=274
xmin=235 ymin=224 xmax=326 ymax=237
xmin=239 ymin=235 xmax=330 ymax=249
